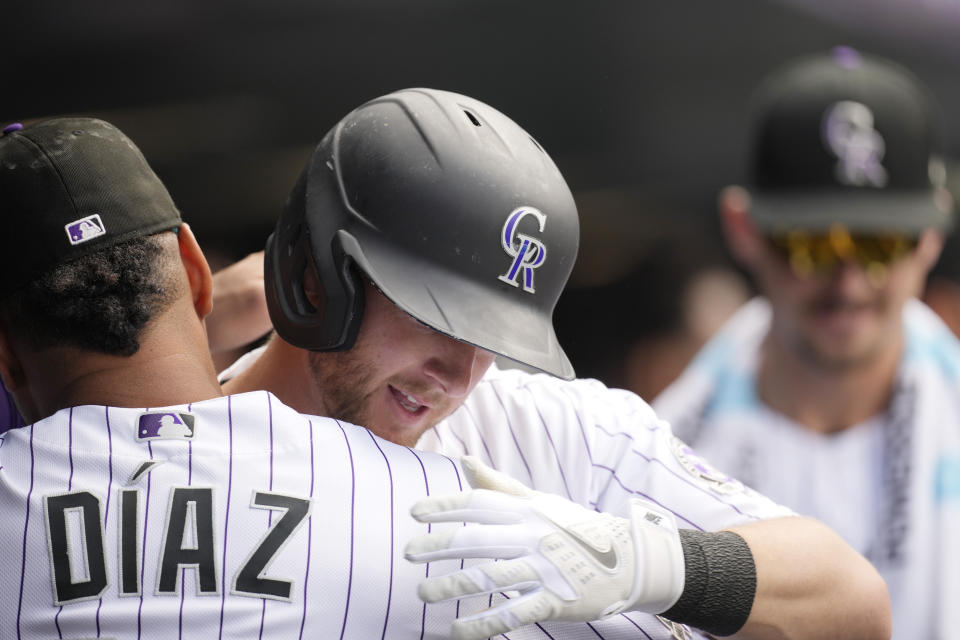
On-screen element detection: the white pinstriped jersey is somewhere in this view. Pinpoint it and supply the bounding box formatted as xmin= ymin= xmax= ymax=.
xmin=0 ymin=390 xmax=709 ymax=640
xmin=654 ymin=298 xmax=960 ymax=640
xmin=418 ymin=364 xmax=795 ymax=532
xmin=216 ymin=347 xmax=795 ymax=534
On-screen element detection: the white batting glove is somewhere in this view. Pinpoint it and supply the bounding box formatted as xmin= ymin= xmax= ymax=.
xmin=404 ymin=456 xmax=685 ymax=640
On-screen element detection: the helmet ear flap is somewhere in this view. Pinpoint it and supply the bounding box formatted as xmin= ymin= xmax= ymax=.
xmin=320 ymin=233 xmax=365 ymax=351
xmin=265 ymin=171 xmax=365 ymax=352
xmin=265 ymin=226 xmax=365 ymax=352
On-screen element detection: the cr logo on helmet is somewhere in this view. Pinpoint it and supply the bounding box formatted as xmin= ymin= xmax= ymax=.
xmin=498 ymin=207 xmax=547 ymax=293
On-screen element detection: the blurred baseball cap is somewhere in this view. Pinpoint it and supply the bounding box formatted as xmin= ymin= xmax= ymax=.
xmin=747 ymin=46 xmax=953 ymax=235
xmin=0 ymin=117 xmax=182 ymax=298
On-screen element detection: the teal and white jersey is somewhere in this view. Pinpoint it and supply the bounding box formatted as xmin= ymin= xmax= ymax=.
xmin=654 ymin=297 xmax=960 ymax=639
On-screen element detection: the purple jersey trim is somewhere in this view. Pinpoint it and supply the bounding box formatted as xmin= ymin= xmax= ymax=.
xmin=67 ymin=408 xmax=75 ymax=490
xmin=367 ymin=430 xmax=396 ymax=640
xmin=15 ymin=426 xmax=36 ymax=640
xmin=259 ymin=600 xmax=267 ymax=640
xmin=457 ymin=401 xmax=497 ymax=467
xmin=336 ymin=421 xmax=357 ymax=640
xmin=593 ymin=423 xmax=643 ymax=440
xmin=260 ymin=393 xmax=276 ymax=640
xmin=571 ymin=404 xmax=595 ymax=464
xmin=137 ymin=438 xmax=155 ymax=639
xmin=488 ymin=384 xmax=535 ymax=484
xmin=187 ymin=402 xmax=194 ymax=484
xmin=179 ymin=403 xmax=194 ymax=639
xmin=439 ymin=454 xmax=466 ymax=617
xmin=53 ymin=409 xmax=77 ymax=638
xmin=497 ymin=591 xmax=557 ymax=638
xmin=408 ymin=448 xmax=431 ymax=640
xmin=445 ymin=422 xmax=470 ymax=456
xmin=218 ymin=396 xmax=236 ymax=639
xmin=95 ymin=584 xmax=104 ymax=635
xmin=298 ymin=418 xmax=316 ymax=640
xmin=530 ymin=394 xmax=573 ymax=500
xmin=268 ymin=393 xmax=275 ymax=493
xmin=619 ymin=612 xmax=655 ymax=640
xmin=97 ymin=406 xmax=115 ymax=637
xmin=180 ymin=580 xmax=188 ymax=639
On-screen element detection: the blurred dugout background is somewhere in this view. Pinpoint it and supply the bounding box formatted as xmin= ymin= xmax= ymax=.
xmin=7 ymin=0 xmax=960 ymax=398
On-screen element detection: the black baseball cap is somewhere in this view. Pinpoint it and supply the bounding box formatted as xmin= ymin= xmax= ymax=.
xmin=0 ymin=117 xmax=182 ymax=298
xmin=747 ymin=46 xmax=953 ymax=235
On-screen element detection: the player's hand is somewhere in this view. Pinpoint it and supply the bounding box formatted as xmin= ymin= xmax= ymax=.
xmin=207 ymin=251 xmax=271 ymax=356
xmin=403 ymin=456 xmax=685 ymax=640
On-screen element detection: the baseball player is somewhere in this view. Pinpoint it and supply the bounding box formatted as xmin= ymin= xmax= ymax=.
xmin=218 ymin=88 xmax=891 ymax=637
xmin=653 ymin=48 xmax=960 ymax=638
xmin=0 ymin=117 xmax=719 ymax=640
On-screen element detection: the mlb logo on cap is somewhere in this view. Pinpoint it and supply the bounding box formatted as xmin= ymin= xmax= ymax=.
xmin=65 ymin=214 xmax=106 ymax=245
xmin=137 ymin=412 xmax=196 ymax=441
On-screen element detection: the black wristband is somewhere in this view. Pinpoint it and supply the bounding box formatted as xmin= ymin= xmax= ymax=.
xmin=661 ymin=529 xmax=757 ymax=636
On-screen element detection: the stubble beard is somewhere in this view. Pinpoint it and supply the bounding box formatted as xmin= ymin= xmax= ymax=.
xmin=305 ymin=350 xmax=455 ymax=446
xmin=307 ymin=350 xmax=377 ymax=429
xmin=793 ymin=330 xmax=886 ymax=372
xmin=793 ymin=295 xmax=890 ymax=372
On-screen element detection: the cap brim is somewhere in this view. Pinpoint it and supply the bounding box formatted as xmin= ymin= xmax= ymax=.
xmin=345 ymin=232 xmax=575 ymax=380
xmin=749 ymin=189 xmax=953 ymax=234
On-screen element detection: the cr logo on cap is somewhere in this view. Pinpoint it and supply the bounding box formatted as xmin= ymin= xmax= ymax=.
xmin=498 ymin=207 xmax=547 ymax=293
xmin=822 ymin=101 xmax=889 ymax=189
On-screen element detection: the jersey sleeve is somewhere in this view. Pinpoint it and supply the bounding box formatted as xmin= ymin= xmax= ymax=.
xmin=425 ymin=367 xmax=794 ymax=532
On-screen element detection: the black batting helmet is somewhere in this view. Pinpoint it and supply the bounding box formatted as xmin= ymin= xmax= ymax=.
xmin=264 ymin=88 xmax=579 ymax=379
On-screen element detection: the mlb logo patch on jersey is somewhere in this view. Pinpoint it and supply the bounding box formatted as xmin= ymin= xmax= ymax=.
xmin=65 ymin=214 xmax=106 ymax=245
xmin=137 ymin=412 xmax=195 ymax=441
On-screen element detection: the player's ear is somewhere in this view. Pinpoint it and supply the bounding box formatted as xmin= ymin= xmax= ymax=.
xmin=176 ymin=223 xmax=214 ymax=320
xmin=719 ymin=185 xmax=764 ymax=268
xmin=915 ymin=229 xmax=945 ymax=273
xmin=302 ymin=259 xmax=325 ymax=314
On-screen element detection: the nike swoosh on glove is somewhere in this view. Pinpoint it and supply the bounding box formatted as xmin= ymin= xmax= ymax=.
xmin=404 ymin=455 xmax=686 ymax=640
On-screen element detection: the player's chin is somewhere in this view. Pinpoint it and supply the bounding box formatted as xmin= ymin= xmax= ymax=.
xmin=362 ymin=413 xmax=421 ymax=446
xmin=807 ymin=334 xmax=885 ymax=370
xmin=366 ymin=397 xmax=438 ymax=446
xmin=401 ymin=407 xmax=456 ymax=446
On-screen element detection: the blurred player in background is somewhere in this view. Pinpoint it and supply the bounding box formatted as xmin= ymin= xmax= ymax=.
xmin=654 ymin=47 xmax=959 ymax=638
xmin=221 ymin=87 xmax=891 ymax=638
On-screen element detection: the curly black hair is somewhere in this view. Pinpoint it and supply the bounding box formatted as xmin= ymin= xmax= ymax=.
xmin=1 ymin=233 xmax=182 ymax=356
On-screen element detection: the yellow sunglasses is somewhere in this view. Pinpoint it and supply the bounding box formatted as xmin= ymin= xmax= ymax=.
xmin=767 ymin=224 xmax=917 ymax=283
